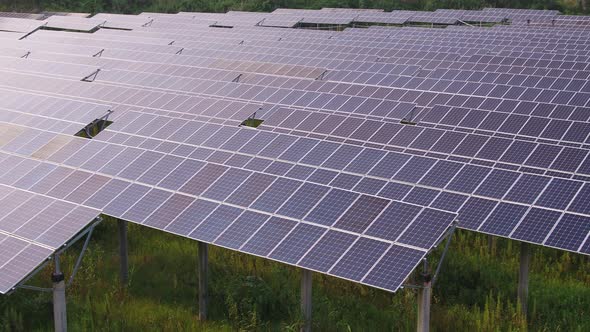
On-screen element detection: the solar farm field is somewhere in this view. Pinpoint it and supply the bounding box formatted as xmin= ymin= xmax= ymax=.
xmin=0 ymin=7 xmax=589 ymax=331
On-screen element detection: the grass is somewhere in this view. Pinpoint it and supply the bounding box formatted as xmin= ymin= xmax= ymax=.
xmin=1 ymin=217 xmax=589 ymax=331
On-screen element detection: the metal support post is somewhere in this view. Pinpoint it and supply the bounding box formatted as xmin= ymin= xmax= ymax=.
xmin=198 ymin=241 xmax=208 ymax=321
xmin=417 ymin=261 xmax=432 ymax=332
xmin=518 ymin=242 xmax=531 ymax=315
xmin=118 ymin=219 xmax=129 ymax=286
xmin=301 ymin=269 xmax=312 ymax=332
xmin=52 ymin=254 xmax=67 ymax=332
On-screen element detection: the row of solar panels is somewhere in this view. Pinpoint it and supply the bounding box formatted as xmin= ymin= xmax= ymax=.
xmin=1 ymin=8 xmax=589 ymax=296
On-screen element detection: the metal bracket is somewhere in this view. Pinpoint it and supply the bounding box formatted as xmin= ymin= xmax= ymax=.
xmin=142 ymin=19 xmax=154 ymax=27
xmin=83 ymin=110 xmax=113 ymax=138
xmin=92 ymin=49 xmax=104 ymax=58
xmin=403 ymin=220 xmax=457 ymax=289
xmin=431 ymin=220 xmax=458 ymax=287
xmin=401 ymin=107 xmax=417 ymax=125
xmin=67 ymin=224 xmax=95 ymax=287
xmin=16 ymin=217 xmax=102 ymax=294
xmin=81 ymin=68 xmax=101 ymax=82
xmin=458 ymin=19 xmax=475 ymax=27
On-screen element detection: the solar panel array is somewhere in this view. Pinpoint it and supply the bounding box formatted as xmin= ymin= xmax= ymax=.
xmin=0 ymin=7 xmax=589 ymax=295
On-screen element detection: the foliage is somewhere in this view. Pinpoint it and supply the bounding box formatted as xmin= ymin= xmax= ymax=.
xmin=0 ymin=221 xmax=588 ymax=331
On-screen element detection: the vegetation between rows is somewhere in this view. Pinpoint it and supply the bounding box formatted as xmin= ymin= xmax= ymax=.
xmin=1 ymin=217 xmax=588 ymax=331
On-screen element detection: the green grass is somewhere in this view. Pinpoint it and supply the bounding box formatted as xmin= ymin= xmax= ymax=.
xmin=1 ymin=218 xmax=589 ymax=331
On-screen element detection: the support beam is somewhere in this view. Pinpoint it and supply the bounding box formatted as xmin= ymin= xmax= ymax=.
xmin=300 ymin=269 xmax=312 ymax=332
xmin=518 ymin=242 xmax=531 ymax=315
xmin=52 ymin=254 xmax=67 ymax=332
xmin=118 ymin=219 xmax=129 ymax=286
xmin=416 ymin=276 xmax=432 ymax=332
xmin=198 ymin=241 xmax=208 ymax=321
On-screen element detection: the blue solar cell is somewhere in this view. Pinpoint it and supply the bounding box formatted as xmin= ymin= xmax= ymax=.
xmin=277 ymin=183 xmax=330 ymax=219
xmin=511 ymin=208 xmax=562 ymax=244
xmin=300 ymin=141 xmax=340 ymax=166
xmin=202 ymin=168 xmax=251 ymax=201
xmin=334 ymin=195 xmax=390 ymax=233
xmin=544 ymin=214 xmax=590 ymax=252
xmin=397 ymin=209 xmax=455 ymax=249
xmin=458 ymin=197 xmax=498 ymax=230
xmin=265 ymin=161 xmax=293 ymax=176
xmin=479 ymin=203 xmax=528 ymax=237
xmin=409 ymin=130 xmax=444 ymax=151
xmin=475 ymin=137 xmax=512 ymax=161
xmin=551 ymin=147 xmax=588 ymax=173
xmin=330 ymin=173 xmax=362 ymax=190
xmin=368 ymin=152 xmax=411 ymax=179
xmin=446 ymin=165 xmax=490 ymax=193
xmin=137 ymin=155 xmax=184 ymax=186
xmin=165 ymin=199 xmax=219 ymax=235
xmin=103 ymin=184 xmax=150 ymax=218
xmin=362 ymin=245 xmax=425 ymax=292
xmin=180 ymin=164 xmax=228 ymax=196
xmin=568 ymin=183 xmax=590 ymax=215
xmin=214 ymin=211 xmax=269 ymax=249
xmin=238 ymin=131 xmax=277 ymax=155
xmin=504 ymin=174 xmax=550 ymax=204
xmin=189 ymin=205 xmax=243 ymax=242
xmin=329 ymin=238 xmax=390 ymax=281
xmin=475 ymin=169 xmax=520 ymax=199
xmin=278 ymin=138 xmax=319 ymax=162
xmin=259 ymin=135 xmax=298 ymax=159
xmin=285 ymin=165 xmax=314 ymax=180
xmin=419 ymin=160 xmax=463 ymax=188
xmin=269 ymin=223 xmax=326 ymax=264
xmin=404 ymin=187 xmax=440 ymax=206
xmin=244 ymin=157 xmax=272 ymax=172
xmin=322 ymin=145 xmax=364 ymax=170
xmin=241 ymin=217 xmax=297 ymax=256
xmin=393 ymin=157 xmax=436 ymax=183
xmin=378 ymin=182 xmax=413 ymax=200
xmin=536 ymin=178 xmax=582 ymax=210
xmin=431 ymin=131 xmax=466 ymax=154
xmin=500 ymin=140 xmax=536 ymax=164
xmin=298 ymin=230 xmax=357 ymax=272
xmin=524 ymin=144 xmax=562 ymax=168
xmin=365 ymin=201 xmax=422 ymax=241
xmin=307 ymin=169 xmax=338 ymax=185
xmin=226 ymin=173 xmax=276 ymax=207
xmin=453 ymin=135 xmax=489 ymax=157
xmin=122 ymin=188 xmax=171 ymax=224
xmin=345 ymin=149 xmax=387 ymax=174
xmin=305 ymin=189 xmax=358 ymax=226
xmin=540 ymin=119 xmax=570 ymax=140
xmin=251 ymin=178 xmax=303 ymax=213
xmin=143 ymin=194 xmax=194 ymax=229
xmin=563 ymin=122 xmax=590 ymax=143
xmin=430 ymin=192 xmax=468 ymax=212
xmin=158 ymin=159 xmax=205 ymax=191
xmin=354 ymin=178 xmax=387 ymax=195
